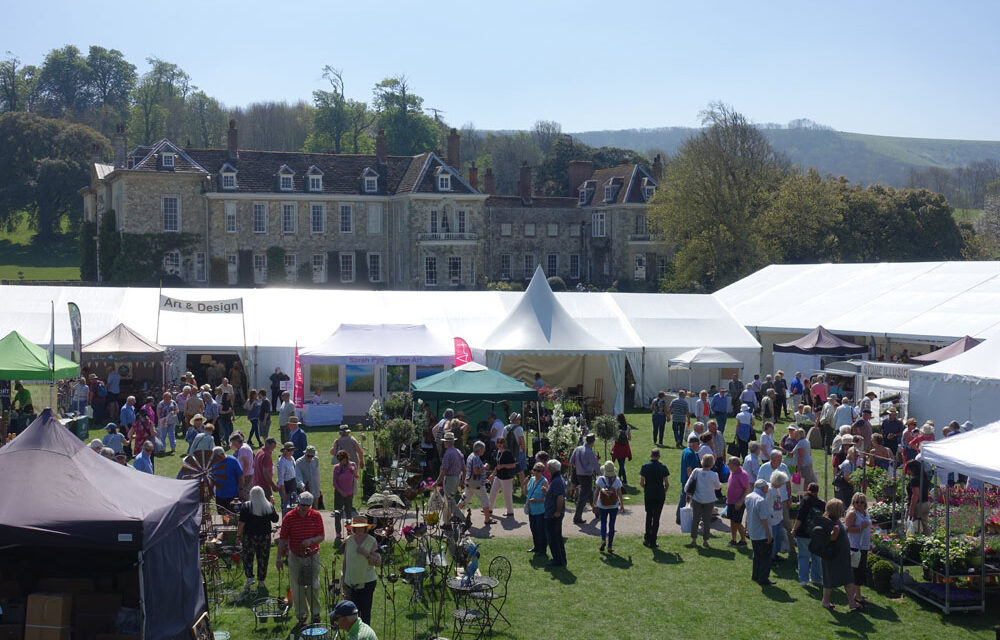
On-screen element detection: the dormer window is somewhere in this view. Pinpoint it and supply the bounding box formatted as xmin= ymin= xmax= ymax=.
xmin=278 ymin=165 xmax=295 ymax=192
xmin=162 ymin=153 xmax=175 ymax=168
xmin=280 ymin=175 xmax=293 ymax=191
xmin=604 ymin=185 xmax=614 ymax=202
xmin=643 ymin=178 xmax=655 ymax=200
xmin=578 ymin=189 xmax=587 ymax=205
xmin=438 ymin=174 xmax=451 ymax=191
xmin=365 ymin=176 xmax=377 ymax=193
xmin=307 ymin=166 xmax=323 ymax=192
xmin=220 ymin=163 xmax=237 ymax=190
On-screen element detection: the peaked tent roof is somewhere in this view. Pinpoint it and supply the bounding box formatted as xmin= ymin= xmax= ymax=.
xmin=773 ymin=326 xmax=868 ymax=355
xmin=908 ymin=335 xmax=982 ymax=364
xmin=411 ymin=362 xmax=537 ymax=402
xmin=0 ymin=409 xmax=201 ymax=550
xmin=0 ymin=330 xmax=79 ymax=379
xmin=82 ymin=322 xmax=165 ymax=354
xmin=480 ymin=267 xmax=620 ymax=354
xmin=668 ymin=346 xmax=744 ymax=368
xmin=920 ymin=419 xmax=1000 ymax=485
xmin=299 ymin=324 xmax=453 ymax=365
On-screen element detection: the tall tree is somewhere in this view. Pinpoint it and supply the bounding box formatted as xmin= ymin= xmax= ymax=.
xmin=372 ymin=75 xmax=437 ymax=155
xmin=0 ymin=52 xmax=25 ymax=112
xmin=647 ymin=103 xmax=787 ymax=291
xmin=37 ymin=45 xmax=91 ymax=117
xmin=128 ymin=57 xmax=190 ymax=144
xmin=85 ymin=46 xmax=136 ymax=127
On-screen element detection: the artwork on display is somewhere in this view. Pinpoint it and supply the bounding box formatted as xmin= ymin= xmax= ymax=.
xmin=386 ymin=365 xmax=410 ymax=393
xmin=416 ymin=365 xmax=444 ymax=380
xmin=309 ymin=364 xmax=339 ymax=392
xmin=345 ymin=364 xmax=374 ymax=392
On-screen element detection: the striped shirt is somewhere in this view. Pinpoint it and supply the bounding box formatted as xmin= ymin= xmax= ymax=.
xmin=279 ymin=507 xmax=324 ymax=555
xmin=440 ymin=446 xmax=464 ymax=475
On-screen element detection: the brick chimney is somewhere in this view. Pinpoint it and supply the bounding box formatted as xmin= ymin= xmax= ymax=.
xmin=518 ymin=162 xmax=532 ymax=200
xmin=375 ymin=129 xmax=387 ymax=163
xmin=483 ymin=167 xmax=495 ymax=195
xmin=227 ymin=120 xmax=239 ymax=160
xmin=447 ymin=128 xmax=460 ymax=169
xmin=567 ymin=159 xmax=594 ymax=196
xmin=652 ymin=153 xmax=663 ymax=181
xmin=112 ymin=124 xmax=127 ymax=169
xmin=90 ymin=144 xmax=102 ymax=164
xmin=468 ymin=163 xmax=479 ymax=191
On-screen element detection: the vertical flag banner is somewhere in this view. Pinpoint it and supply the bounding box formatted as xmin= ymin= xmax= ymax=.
xmin=48 ymin=302 xmax=55 ymax=370
xmin=454 ymin=337 xmax=473 ymax=366
xmin=67 ymin=302 xmax=82 ymax=363
xmin=293 ymin=343 xmax=304 ymax=408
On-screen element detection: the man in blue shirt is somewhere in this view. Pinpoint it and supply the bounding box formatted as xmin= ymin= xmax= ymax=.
xmin=544 ymin=459 xmax=566 ymax=567
xmin=677 ymin=434 xmax=700 ymax=524
xmin=119 ymin=395 xmax=137 ymax=433
xmin=745 ymin=479 xmax=774 ymax=586
xmin=710 ymin=389 xmax=729 ymax=433
xmin=213 ymin=446 xmax=244 ymax=513
xmin=288 ymin=416 xmax=308 ymax=459
xmin=669 ymin=391 xmax=690 ymax=449
xmin=789 ymin=372 xmax=804 ymax=409
xmin=202 ymin=391 xmax=221 ymax=443
xmin=132 ymin=440 xmax=154 ymax=474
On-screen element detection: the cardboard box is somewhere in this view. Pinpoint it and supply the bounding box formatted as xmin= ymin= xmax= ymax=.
xmin=25 ymin=594 xmax=71 ymax=628
xmin=22 ymin=627 xmax=69 ymax=640
xmin=35 ymin=580 xmax=92 ymax=596
xmin=0 ymin=624 xmax=22 ymax=640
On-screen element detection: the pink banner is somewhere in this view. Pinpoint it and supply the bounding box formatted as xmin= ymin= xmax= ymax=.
xmin=293 ymin=343 xmax=304 ymax=408
xmin=454 ymin=337 xmax=473 ymax=366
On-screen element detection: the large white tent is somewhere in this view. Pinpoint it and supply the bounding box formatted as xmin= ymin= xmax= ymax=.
xmin=715 ymin=261 xmax=1000 ymax=373
xmin=921 ymin=420 xmax=1000 ymax=485
xmin=476 ymin=268 xmax=626 ymax=414
xmin=909 ymin=337 xmax=1000 ymax=432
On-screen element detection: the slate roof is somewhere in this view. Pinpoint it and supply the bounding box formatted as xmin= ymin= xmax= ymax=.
xmin=120 ymin=141 xmax=479 ymax=197
xmin=485 ymin=195 xmax=578 ymax=209
xmin=576 ymin=163 xmax=657 ymax=206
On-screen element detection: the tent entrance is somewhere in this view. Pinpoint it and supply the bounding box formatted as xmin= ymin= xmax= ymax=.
xmin=185 ymin=353 xmax=245 ymax=395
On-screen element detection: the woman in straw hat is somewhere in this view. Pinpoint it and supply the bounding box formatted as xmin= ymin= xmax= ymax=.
xmin=594 ymin=460 xmax=624 ymax=553
xmin=341 ymin=515 xmax=381 ymax=625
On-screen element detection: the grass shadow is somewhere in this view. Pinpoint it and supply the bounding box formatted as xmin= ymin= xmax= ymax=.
xmin=760 ymin=583 xmax=795 ymax=602
xmin=599 ymin=552 xmax=633 ymax=569
xmin=543 ymin=565 xmax=577 ymax=584
xmin=0 ymin=235 xmax=79 ymax=268
xmin=650 ymin=548 xmax=683 ymax=565
xmin=696 ymin=546 xmax=735 ymax=560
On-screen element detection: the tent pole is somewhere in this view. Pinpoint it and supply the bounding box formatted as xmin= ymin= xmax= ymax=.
xmin=640 ymin=347 xmax=646 ymax=407
xmin=137 ymin=550 xmax=146 ymax=640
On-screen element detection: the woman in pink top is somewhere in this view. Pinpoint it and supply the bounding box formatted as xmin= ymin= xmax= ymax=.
xmin=332 ymin=451 xmax=358 ymax=541
xmin=129 ymin=412 xmax=156 ymax=455
xmin=725 ymin=456 xmax=751 ymax=546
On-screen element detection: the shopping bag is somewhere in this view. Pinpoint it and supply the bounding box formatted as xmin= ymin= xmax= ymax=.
xmin=679 ymin=506 xmax=693 ymax=534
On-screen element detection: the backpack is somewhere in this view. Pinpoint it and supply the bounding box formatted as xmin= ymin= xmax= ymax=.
xmin=808 ymin=517 xmax=836 ymax=558
xmin=96 ymin=382 xmax=107 ymax=398
xmin=504 ymin=424 xmax=521 ymax=457
xmin=598 ymin=476 xmax=619 ymax=506
xmin=616 ymin=427 xmax=629 ymax=445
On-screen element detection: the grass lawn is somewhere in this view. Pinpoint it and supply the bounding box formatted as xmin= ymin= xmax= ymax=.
xmin=0 ymin=216 xmax=80 ymax=281
xmin=85 ymin=413 xmax=998 ymax=639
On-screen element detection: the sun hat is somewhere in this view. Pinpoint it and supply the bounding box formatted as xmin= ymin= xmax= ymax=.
xmin=602 ymin=460 xmax=616 ymax=477
xmin=191 ymin=413 xmax=205 ymax=423
xmin=305 ymin=445 xmax=317 ymax=456
xmin=339 ymin=425 xmax=351 ymax=433
xmin=282 ymin=441 xmax=295 ymax=451
xmin=297 ymin=491 xmax=314 ymax=505
xmin=442 ymin=432 xmax=456 ymax=442
xmin=740 ymin=403 xmax=749 ymax=412
xmin=887 ymin=406 xmax=898 ymax=414
xmin=509 ymin=412 xmax=520 ymax=421
xmin=346 ymin=515 xmax=375 ymax=529
xmin=288 ymin=416 xmax=300 ymax=425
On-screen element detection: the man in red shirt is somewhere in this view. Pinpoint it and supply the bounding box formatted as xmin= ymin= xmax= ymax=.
xmin=253 ymin=438 xmax=278 ymax=500
xmin=276 ymin=491 xmax=325 ymax=625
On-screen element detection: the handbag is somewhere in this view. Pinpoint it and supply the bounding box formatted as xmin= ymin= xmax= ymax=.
xmin=850 ymin=548 xmax=862 ymax=568
xmin=684 ymin=470 xmax=699 ymax=499
xmin=792 ymin=472 xmax=802 ymax=485
xmin=727 ymin=440 xmax=740 ymax=456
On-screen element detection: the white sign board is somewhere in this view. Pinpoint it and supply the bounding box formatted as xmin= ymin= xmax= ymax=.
xmin=159 ymin=296 xmax=243 ymax=314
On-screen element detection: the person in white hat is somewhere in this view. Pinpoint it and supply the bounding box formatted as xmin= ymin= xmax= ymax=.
xmin=340 ymin=515 xmax=380 ymax=625
xmin=276 ymin=491 xmax=325 ymax=626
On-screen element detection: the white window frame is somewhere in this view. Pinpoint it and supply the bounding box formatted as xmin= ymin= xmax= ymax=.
xmin=284 ymin=253 xmax=297 ymax=282
xmin=340 ymin=205 xmax=353 ymax=233
xmin=500 ymin=254 xmax=511 ymax=280
xmin=547 ymin=222 xmax=558 ymax=237
xmin=438 ymin=174 xmax=451 ymax=191
xmin=658 ymin=256 xmax=670 ymax=279
xmin=604 ymin=185 xmax=614 ymax=202
xmin=280 ymin=174 xmax=293 ymax=191
xmin=221 ymin=172 xmax=236 ymax=190
xmin=457 ymin=210 xmax=466 ymax=233
xmin=547 ymin=253 xmax=558 ymax=274
xmin=281 ymin=202 xmax=297 ymax=234
xmin=430 ymin=210 xmax=438 ymax=234
xmin=253 ymin=202 xmax=268 ymax=234
xmin=569 ymin=254 xmax=580 ymax=279
xmin=194 ymin=252 xmax=207 ymax=282
xmin=339 ymin=252 xmax=354 ymax=283
xmin=310 ymin=203 xmax=325 ymax=234
xmin=425 ymin=256 xmax=437 ymax=286
xmin=224 ymin=201 xmax=237 ymax=233
xmin=163 ymin=250 xmax=181 ymax=276
xmin=578 ymin=189 xmax=587 ymax=205
xmin=500 ymin=222 xmax=511 ymax=237
xmin=367 ymin=204 xmax=382 ymax=235
xmin=364 ymin=176 xmax=378 ymax=193
xmin=312 ymin=254 xmax=327 ymax=284
xmin=226 ymin=253 xmax=238 ymax=285
xmin=253 ymin=254 xmax=267 ymax=284
xmin=524 ymin=222 xmax=535 ymax=237
xmin=162 ymin=152 xmax=175 ymax=168
xmin=162 ymin=195 xmax=180 ymax=232
xmin=645 ymin=185 xmax=655 ymax=200
xmin=592 ymin=211 xmax=606 ymax=238
xmin=308 ymin=175 xmax=322 ymax=192
xmin=368 ymin=253 xmax=382 ymax=283
xmin=448 ymin=256 xmax=462 ymax=285
xmin=523 ymin=253 xmax=535 ymax=277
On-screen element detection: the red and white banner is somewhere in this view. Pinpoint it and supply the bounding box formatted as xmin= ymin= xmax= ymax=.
xmin=293 ymin=343 xmax=304 ymax=408
xmin=454 ymin=337 xmax=473 ymax=366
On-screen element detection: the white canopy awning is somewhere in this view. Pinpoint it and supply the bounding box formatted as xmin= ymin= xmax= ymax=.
xmin=865 ymin=377 xmax=909 ymax=393
xmin=668 ymin=346 xmax=744 ymax=369
xmin=299 ymin=324 xmax=454 ymax=366
xmin=921 ymin=420 xmax=1000 ymax=485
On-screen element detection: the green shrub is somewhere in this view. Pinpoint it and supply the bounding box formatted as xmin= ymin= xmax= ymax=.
xmin=547 ymin=276 xmax=566 ymax=291
xmin=385 ymin=417 xmax=418 ymax=452
xmin=871 ymin=560 xmax=895 ymax=592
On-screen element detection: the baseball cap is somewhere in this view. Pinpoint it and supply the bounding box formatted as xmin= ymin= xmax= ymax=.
xmin=332 ymin=600 xmax=358 ymax=618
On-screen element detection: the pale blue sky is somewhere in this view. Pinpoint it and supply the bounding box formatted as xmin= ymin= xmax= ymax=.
xmin=4 ymin=0 xmax=998 ymax=140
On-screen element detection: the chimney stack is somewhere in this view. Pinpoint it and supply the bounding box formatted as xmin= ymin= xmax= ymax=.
xmin=375 ymin=129 xmax=387 ymax=163
xmin=484 ymin=167 xmax=495 ymax=195
xmin=227 ymin=120 xmax=239 ymax=160
xmin=652 ymin=154 xmax=663 ymax=181
xmin=90 ymin=144 xmax=102 ymax=164
xmin=518 ymin=162 xmax=532 ymax=200
xmin=113 ymin=124 xmax=127 ymax=169
xmin=567 ymin=159 xmax=594 ymax=196
xmin=467 ymin=163 xmax=479 ymax=191
xmin=447 ymin=128 xmax=460 ymax=169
